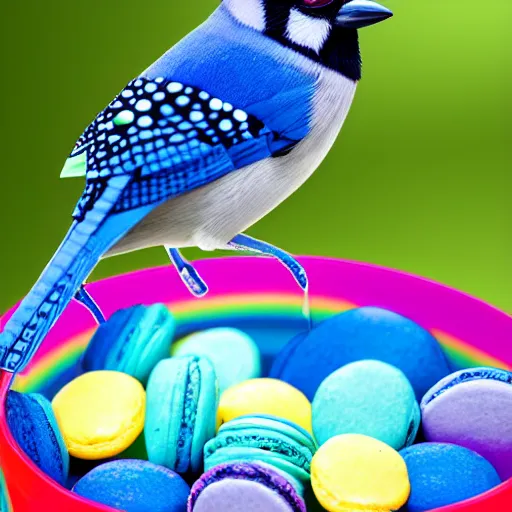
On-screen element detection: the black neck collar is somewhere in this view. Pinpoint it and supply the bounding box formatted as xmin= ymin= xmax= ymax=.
xmin=263 ymin=5 xmax=361 ymax=81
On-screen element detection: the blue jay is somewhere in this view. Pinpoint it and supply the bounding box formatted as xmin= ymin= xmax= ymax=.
xmin=0 ymin=0 xmax=392 ymax=373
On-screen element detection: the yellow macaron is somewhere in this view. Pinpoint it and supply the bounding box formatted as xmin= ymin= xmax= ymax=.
xmin=217 ymin=378 xmax=312 ymax=433
xmin=311 ymin=434 xmax=410 ymax=512
xmin=52 ymin=370 xmax=145 ymax=460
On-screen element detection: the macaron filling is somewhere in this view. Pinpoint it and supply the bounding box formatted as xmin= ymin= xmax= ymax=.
xmin=224 ymin=415 xmax=317 ymax=455
xmin=205 ymin=434 xmax=311 ymax=471
xmin=422 ymin=367 xmax=512 ymax=406
xmin=189 ymin=463 xmax=306 ymax=512
xmin=176 ymin=357 xmax=201 ymax=471
xmin=404 ymin=402 xmax=421 ymax=448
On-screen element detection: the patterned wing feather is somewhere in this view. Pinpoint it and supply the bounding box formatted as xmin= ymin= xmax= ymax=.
xmin=68 ymin=77 xmax=280 ymax=221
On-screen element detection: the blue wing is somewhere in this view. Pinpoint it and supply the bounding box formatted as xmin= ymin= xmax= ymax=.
xmin=0 ymin=75 xmax=313 ymax=374
xmin=68 ymin=76 xmax=313 ymax=222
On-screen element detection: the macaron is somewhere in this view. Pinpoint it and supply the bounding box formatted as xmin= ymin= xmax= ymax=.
xmin=188 ymin=462 xmax=306 ymax=512
xmin=313 ymin=360 xmax=420 ymax=449
xmin=217 ymin=378 xmax=312 ymax=433
xmin=52 ymin=370 xmax=145 ymax=459
xmin=6 ymin=391 xmax=69 ymax=485
xmin=204 ymin=415 xmax=317 ymax=494
xmin=311 ymin=434 xmax=410 ymax=512
xmin=145 ymin=356 xmax=218 ymax=474
xmin=421 ymin=366 xmax=512 ymax=480
xmin=82 ymin=304 xmax=175 ymax=384
xmin=266 ymin=332 xmax=307 ymax=381
xmin=172 ymin=328 xmax=261 ymax=394
xmin=73 ymin=459 xmax=190 ymax=512
xmin=270 ymin=307 xmax=451 ymax=401
xmin=400 ymin=443 xmax=502 ymax=512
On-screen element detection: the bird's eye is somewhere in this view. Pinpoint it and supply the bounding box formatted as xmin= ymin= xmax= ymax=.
xmin=302 ymin=0 xmax=336 ymax=8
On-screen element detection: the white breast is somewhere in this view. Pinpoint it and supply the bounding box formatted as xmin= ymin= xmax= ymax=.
xmin=108 ymin=68 xmax=356 ymax=256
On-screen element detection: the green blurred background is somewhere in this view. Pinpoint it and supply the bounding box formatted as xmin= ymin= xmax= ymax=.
xmin=0 ymin=1 xmax=510 ymax=314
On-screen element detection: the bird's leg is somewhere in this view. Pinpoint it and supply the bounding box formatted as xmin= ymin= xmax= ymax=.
xmin=74 ymin=285 xmax=106 ymax=324
xmin=227 ymin=234 xmax=308 ymax=292
xmin=165 ymin=246 xmax=209 ymax=297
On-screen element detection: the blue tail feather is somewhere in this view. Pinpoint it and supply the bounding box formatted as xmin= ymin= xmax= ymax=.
xmin=0 ymin=177 xmax=155 ymax=373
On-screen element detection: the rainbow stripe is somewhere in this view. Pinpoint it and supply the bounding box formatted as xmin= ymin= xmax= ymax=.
xmin=11 ymin=294 xmax=511 ymax=395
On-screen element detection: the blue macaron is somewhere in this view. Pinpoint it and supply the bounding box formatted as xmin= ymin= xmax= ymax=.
xmin=172 ymin=328 xmax=261 ymax=394
xmin=312 ymin=360 xmax=420 ymax=450
xmin=6 ymin=391 xmax=69 ymax=485
xmin=73 ymin=459 xmax=190 ymax=512
xmin=82 ymin=304 xmax=175 ymax=384
xmin=270 ymin=307 xmax=451 ymax=401
xmin=399 ymin=443 xmax=501 ymax=512
xmin=270 ymin=332 xmax=308 ymax=380
xmin=145 ymin=356 xmax=218 ymax=474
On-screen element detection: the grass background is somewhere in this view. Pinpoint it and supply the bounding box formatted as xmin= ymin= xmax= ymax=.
xmin=0 ymin=0 xmax=510 ymax=314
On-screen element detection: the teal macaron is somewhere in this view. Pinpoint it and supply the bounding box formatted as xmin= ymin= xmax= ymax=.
xmin=172 ymin=328 xmax=261 ymax=394
xmin=82 ymin=304 xmax=175 ymax=384
xmin=312 ymin=360 xmax=420 ymax=450
xmin=204 ymin=414 xmax=317 ymax=494
xmin=145 ymin=356 xmax=218 ymax=474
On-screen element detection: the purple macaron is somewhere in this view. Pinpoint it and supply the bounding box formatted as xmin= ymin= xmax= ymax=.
xmin=188 ymin=463 xmax=306 ymax=512
xmin=421 ymin=367 xmax=512 ymax=480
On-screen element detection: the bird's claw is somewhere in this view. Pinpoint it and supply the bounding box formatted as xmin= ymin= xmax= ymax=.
xmin=166 ymin=247 xmax=209 ymax=297
xmin=74 ymin=285 xmax=106 ymax=324
xmin=228 ymin=234 xmax=308 ymax=291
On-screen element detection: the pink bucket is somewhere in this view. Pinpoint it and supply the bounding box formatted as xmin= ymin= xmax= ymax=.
xmin=0 ymin=256 xmax=511 ymax=511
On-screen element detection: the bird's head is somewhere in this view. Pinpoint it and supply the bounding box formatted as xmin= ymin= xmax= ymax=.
xmin=223 ymin=0 xmax=393 ymax=80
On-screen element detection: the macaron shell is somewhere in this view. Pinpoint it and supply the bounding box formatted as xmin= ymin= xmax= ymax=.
xmin=272 ymin=307 xmax=451 ymax=401
xmin=73 ymin=459 xmax=190 ymax=512
xmin=420 ymin=366 xmax=512 ymax=403
xmin=146 ymin=358 xmax=189 ymax=471
xmin=172 ymin=328 xmax=261 ymax=393
xmin=311 ymin=434 xmax=410 ymax=512
xmin=82 ymin=304 xmax=175 ymax=384
xmin=188 ymin=462 xmax=306 ymax=512
xmin=129 ymin=304 xmax=176 ymax=382
xmin=217 ymin=379 xmax=312 ymax=433
xmin=30 ymin=393 xmax=70 ymax=480
xmin=145 ymin=356 xmax=217 ymax=474
xmin=421 ymin=377 xmax=512 ymax=480
xmin=52 ymin=371 xmax=145 ymax=459
xmin=400 ymin=443 xmax=502 ymax=512
xmin=6 ymin=391 xmax=69 ymax=485
xmin=269 ymin=332 xmax=308 ymax=380
xmin=312 ymin=360 xmax=420 ymax=449
xmin=82 ymin=306 xmax=145 ymax=372
xmin=191 ymin=479 xmax=298 ymax=512
xmin=191 ymin=357 xmax=219 ymax=472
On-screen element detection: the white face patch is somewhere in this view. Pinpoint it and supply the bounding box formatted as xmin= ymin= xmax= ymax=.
xmin=223 ymin=0 xmax=266 ymax=32
xmin=285 ymin=8 xmax=332 ymax=54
